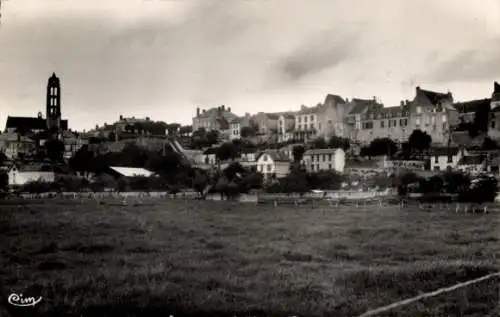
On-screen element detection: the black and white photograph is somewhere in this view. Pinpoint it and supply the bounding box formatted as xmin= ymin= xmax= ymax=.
xmin=0 ymin=0 xmax=499 ymax=316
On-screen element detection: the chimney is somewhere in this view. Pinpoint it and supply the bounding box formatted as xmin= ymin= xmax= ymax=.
xmin=119 ymin=115 xmax=123 ymax=120
xmin=405 ymin=100 xmax=410 ymax=105
xmin=416 ymin=86 xmax=421 ymax=92
xmin=202 ymin=109 xmax=206 ymax=113
xmin=345 ymin=98 xmax=349 ymax=103
xmin=373 ymin=96 xmax=376 ymax=102
xmin=400 ymin=100 xmax=404 ymax=107
xmin=221 ymin=105 xmax=225 ymax=111
xmin=146 ymin=117 xmax=150 ymax=121
xmin=228 ymin=107 xmax=231 ymax=112
xmin=494 ymin=81 xmax=500 ymax=93
xmin=196 ymin=107 xmax=200 ymax=117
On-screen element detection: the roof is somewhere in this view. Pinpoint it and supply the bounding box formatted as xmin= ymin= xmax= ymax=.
xmin=257 ymin=149 xmax=290 ymax=162
xmin=109 ymin=166 xmax=155 ymax=177
xmin=203 ymin=147 xmax=219 ymax=155
xmin=297 ymin=104 xmax=322 ymax=115
xmin=365 ymin=105 xmax=409 ymax=118
xmin=457 ymin=155 xmax=485 ymax=165
xmin=282 ymin=114 xmax=295 ymax=119
xmin=240 ymin=147 xmax=258 ymax=154
xmin=324 ymin=94 xmax=346 ymax=105
xmin=345 ymin=159 xmax=380 ymax=169
xmin=450 ymin=131 xmax=485 ymax=148
xmin=348 ymin=98 xmax=382 ymax=115
xmin=453 ymin=99 xmax=491 ymax=114
xmin=0 ymin=132 xmax=34 ymax=143
xmin=416 ymin=87 xmax=452 ymax=106
xmin=431 ymin=147 xmax=460 ymax=156
xmin=10 ymin=164 xmax=52 ymax=172
xmin=304 ymin=148 xmax=344 ymax=155
xmin=5 ymin=116 xmax=68 ymax=131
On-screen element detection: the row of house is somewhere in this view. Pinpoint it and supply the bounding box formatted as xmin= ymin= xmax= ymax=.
xmin=195 ymin=142 xmax=500 ymax=182
xmin=192 ymin=82 xmax=500 ymax=146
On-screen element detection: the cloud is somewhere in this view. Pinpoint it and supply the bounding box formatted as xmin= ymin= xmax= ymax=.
xmin=426 ymin=44 xmax=500 ymax=83
xmin=278 ymin=31 xmax=362 ymax=81
xmin=1 ymin=0 xmax=500 ymax=131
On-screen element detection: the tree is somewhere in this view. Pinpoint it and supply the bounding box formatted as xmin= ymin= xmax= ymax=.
xmin=363 ymin=138 xmax=397 ymax=157
xmin=206 ymin=130 xmax=219 ymax=146
xmin=408 ymin=129 xmax=432 ymax=152
xmin=45 ymin=138 xmax=65 ymax=163
xmin=482 ymin=137 xmax=499 ymax=150
xmin=192 ymin=171 xmax=209 ymax=199
xmin=216 ymin=142 xmax=240 ymax=162
xmin=292 ymin=145 xmax=305 ymax=163
xmin=69 ymin=145 xmax=95 ymax=178
xmin=307 ymin=170 xmax=344 ymax=190
xmin=328 ymin=136 xmax=350 ymax=150
xmin=442 ymin=171 xmax=470 ymax=194
xmin=240 ymin=126 xmax=257 ymax=138
xmin=311 ymin=137 xmax=328 ymax=149
xmin=0 ymin=172 xmax=8 ymax=195
xmin=473 ymin=104 xmax=491 ymax=134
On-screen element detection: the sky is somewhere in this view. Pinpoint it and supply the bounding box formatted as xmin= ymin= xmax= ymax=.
xmin=1 ymin=0 xmax=500 ymax=132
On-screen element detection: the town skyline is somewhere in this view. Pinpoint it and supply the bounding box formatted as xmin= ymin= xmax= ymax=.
xmin=1 ymin=0 xmax=500 ymax=132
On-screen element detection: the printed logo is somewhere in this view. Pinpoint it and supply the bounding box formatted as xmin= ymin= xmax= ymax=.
xmin=8 ymin=293 xmax=42 ymax=307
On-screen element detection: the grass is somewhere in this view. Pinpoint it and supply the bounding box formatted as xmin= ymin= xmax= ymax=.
xmin=0 ymin=198 xmax=499 ymax=317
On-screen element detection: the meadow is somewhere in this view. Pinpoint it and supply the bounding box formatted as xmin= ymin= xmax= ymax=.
xmin=0 ymin=198 xmax=499 ymax=317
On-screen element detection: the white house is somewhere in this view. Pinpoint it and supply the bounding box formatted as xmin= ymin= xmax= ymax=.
xmin=256 ymin=150 xmax=291 ymax=180
xmin=302 ymin=148 xmax=345 ymax=173
xmin=239 ymin=148 xmax=260 ymax=168
xmin=430 ymin=147 xmax=465 ymax=172
xmin=456 ymin=155 xmax=486 ymax=174
xmin=229 ymin=119 xmax=241 ymax=140
xmin=201 ymin=147 xmax=218 ymax=165
xmin=8 ymin=165 xmax=55 ymax=187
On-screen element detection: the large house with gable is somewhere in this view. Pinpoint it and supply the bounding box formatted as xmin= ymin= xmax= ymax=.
xmin=408 ymin=86 xmax=458 ymax=144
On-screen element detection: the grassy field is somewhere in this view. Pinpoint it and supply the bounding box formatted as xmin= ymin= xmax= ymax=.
xmin=0 ymin=198 xmax=499 ymax=317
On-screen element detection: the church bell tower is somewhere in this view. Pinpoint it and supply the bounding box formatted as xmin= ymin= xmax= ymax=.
xmin=46 ymin=72 xmax=62 ymax=131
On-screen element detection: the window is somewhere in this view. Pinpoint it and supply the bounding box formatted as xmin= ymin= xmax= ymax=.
xmin=267 ymin=165 xmax=271 ymax=172
xmin=311 ymin=165 xmax=314 ymax=171
xmin=328 ymin=163 xmax=332 ymax=169
xmin=434 ymin=166 xmax=440 ymax=171
xmin=442 ymin=115 xmax=447 ymax=123
xmin=310 ymin=123 xmax=314 ymax=129
xmin=435 ymin=155 xmax=438 ymax=163
xmin=318 ymin=123 xmax=322 ymax=130
xmin=492 ymin=121 xmax=496 ymax=129
xmin=328 ymin=154 xmax=332 ymax=161
xmin=442 ymin=123 xmax=447 ymax=130
xmin=310 ymin=115 xmax=314 ymax=121
xmin=263 ymin=155 xmax=268 ymax=162
xmin=322 ymin=154 xmax=325 ymax=161
xmin=404 ymin=119 xmax=408 ymax=126
xmin=381 ymin=120 xmax=385 ymax=128
xmin=416 ymin=118 xmax=421 ymax=126
xmin=298 ymin=117 xmax=302 ymax=123
xmin=304 ymin=116 xmax=308 ymax=122
xmin=416 ymin=106 xmax=422 ymax=114
xmin=447 ymin=155 xmax=452 ymax=163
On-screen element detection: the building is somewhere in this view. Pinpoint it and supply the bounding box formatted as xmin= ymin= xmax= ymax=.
xmin=293 ymin=105 xmax=320 ymax=141
xmin=353 ymin=101 xmax=410 ymax=144
xmin=7 ymin=164 xmax=55 ymax=187
xmin=302 ymin=148 xmax=345 ymax=173
xmin=256 ymin=150 xmax=291 ymax=180
xmin=250 ymin=112 xmax=279 ymax=142
xmin=5 ymin=73 xmax=68 ymax=135
xmin=277 ymin=114 xmax=295 ymax=143
xmin=456 ymin=155 xmax=486 ymax=174
xmin=408 ymin=86 xmax=458 ymax=144
xmin=488 ymin=82 xmax=500 ymax=140
xmin=201 ymin=147 xmax=218 ymax=165
xmin=319 ymin=94 xmax=352 ymax=139
xmin=453 ymin=99 xmax=491 ymax=124
xmin=0 ymin=133 xmax=36 ymax=159
xmin=345 ymin=98 xmax=386 ymax=143
xmin=192 ymin=105 xmax=238 ymax=133
xmin=229 ymin=114 xmax=252 ymax=141
xmin=429 ymin=147 xmax=465 ymax=172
